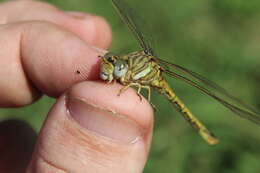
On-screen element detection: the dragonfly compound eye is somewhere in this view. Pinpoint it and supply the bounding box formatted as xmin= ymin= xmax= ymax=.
xmin=107 ymin=57 xmax=115 ymax=63
xmin=100 ymin=59 xmax=115 ymax=82
xmin=113 ymin=60 xmax=128 ymax=78
xmin=100 ymin=71 xmax=109 ymax=80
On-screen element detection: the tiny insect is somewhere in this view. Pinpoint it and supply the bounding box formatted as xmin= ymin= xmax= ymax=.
xmin=99 ymin=0 xmax=260 ymax=145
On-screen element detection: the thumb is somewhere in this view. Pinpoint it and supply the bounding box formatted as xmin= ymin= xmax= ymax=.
xmin=27 ymin=81 xmax=153 ymax=173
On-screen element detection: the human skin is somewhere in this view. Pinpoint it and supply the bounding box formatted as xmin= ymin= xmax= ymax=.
xmin=0 ymin=0 xmax=154 ymax=173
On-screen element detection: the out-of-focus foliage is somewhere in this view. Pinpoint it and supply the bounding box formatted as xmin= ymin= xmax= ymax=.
xmin=0 ymin=0 xmax=260 ymax=172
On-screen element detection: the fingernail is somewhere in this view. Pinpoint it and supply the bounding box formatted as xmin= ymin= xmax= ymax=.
xmin=66 ymin=97 xmax=143 ymax=144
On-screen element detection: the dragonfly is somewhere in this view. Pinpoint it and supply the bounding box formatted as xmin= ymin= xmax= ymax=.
xmin=99 ymin=0 xmax=260 ymax=145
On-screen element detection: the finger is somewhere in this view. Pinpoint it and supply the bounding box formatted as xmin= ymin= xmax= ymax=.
xmin=0 ymin=0 xmax=112 ymax=49
xmin=0 ymin=119 xmax=37 ymax=173
xmin=0 ymin=21 xmax=106 ymax=107
xmin=26 ymin=81 xmax=153 ymax=173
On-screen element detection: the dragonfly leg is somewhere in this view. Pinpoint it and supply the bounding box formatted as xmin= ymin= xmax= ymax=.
xmin=136 ymin=84 xmax=143 ymax=101
xmin=118 ymin=83 xmax=148 ymax=102
xmin=117 ymin=83 xmax=142 ymax=100
xmin=136 ymin=85 xmax=152 ymax=102
xmin=118 ymin=84 xmax=156 ymax=110
xmin=117 ymin=84 xmax=132 ymax=96
xmin=140 ymin=86 xmax=151 ymax=101
xmin=139 ymin=85 xmax=157 ymax=110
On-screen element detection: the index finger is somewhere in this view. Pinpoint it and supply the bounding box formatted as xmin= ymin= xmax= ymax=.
xmin=0 ymin=21 xmax=106 ymax=107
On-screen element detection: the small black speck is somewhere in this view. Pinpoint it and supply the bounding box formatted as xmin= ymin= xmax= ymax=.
xmin=76 ymin=70 xmax=81 ymax=74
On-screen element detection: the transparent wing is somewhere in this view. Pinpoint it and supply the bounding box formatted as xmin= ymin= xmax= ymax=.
xmin=111 ymin=0 xmax=154 ymax=55
xmin=160 ymin=65 xmax=260 ymax=125
xmin=156 ymin=57 xmax=260 ymax=114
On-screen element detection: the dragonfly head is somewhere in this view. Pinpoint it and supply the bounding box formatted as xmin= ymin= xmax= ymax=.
xmin=100 ymin=53 xmax=128 ymax=82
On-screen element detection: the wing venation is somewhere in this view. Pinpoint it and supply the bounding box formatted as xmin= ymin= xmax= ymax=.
xmin=112 ymin=0 xmax=154 ymax=55
xmin=162 ymin=68 xmax=260 ymax=125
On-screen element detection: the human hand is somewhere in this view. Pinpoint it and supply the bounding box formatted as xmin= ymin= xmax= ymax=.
xmin=0 ymin=0 xmax=154 ymax=173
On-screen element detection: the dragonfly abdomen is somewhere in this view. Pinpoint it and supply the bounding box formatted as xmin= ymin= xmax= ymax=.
xmin=154 ymin=79 xmax=219 ymax=145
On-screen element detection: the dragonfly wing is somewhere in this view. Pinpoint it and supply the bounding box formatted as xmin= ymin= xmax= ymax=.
xmin=156 ymin=57 xmax=260 ymax=114
xmin=111 ymin=0 xmax=154 ymax=55
xmin=162 ymin=68 xmax=260 ymax=125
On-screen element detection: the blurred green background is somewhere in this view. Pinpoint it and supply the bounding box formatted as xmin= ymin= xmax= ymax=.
xmin=1 ymin=0 xmax=260 ymax=172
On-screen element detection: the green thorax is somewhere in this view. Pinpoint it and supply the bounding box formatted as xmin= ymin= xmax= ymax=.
xmin=118 ymin=51 xmax=163 ymax=86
